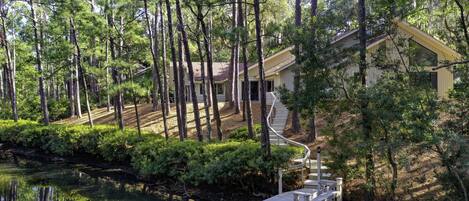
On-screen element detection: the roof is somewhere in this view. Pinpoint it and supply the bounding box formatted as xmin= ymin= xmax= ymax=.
xmin=243 ymin=20 xmax=461 ymax=76
xmin=192 ymin=62 xmax=231 ymax=82
xmin=172 ymin=62 xmax=245 ymax=82
xmin=239 ymin=46 xmax=295 ymax=76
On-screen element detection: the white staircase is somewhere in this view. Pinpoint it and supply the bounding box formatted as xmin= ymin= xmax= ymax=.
xmin=269 ymin=99 xmax=289 ymax=146
xmin=267 ymin=92 xmax=338 ymax=198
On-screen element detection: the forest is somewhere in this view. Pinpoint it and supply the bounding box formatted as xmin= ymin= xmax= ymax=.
xmin=0 ymin=0 xmax=468 ymax=200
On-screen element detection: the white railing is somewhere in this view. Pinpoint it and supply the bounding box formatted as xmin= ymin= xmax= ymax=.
xmin=267 ymin=92 xmax=311 ymax=194
xmin=267 ymin=92 xmax=311 ymax=165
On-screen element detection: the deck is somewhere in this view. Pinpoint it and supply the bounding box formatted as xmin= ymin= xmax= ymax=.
xmin=264 ymin=188 xmax=317 ymax=201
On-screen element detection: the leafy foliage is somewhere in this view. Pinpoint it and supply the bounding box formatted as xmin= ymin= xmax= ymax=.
xmin=0 ymin=120 xmax=298 ymax=188
xmin=227 ymin=124 xmax=262 ymax=141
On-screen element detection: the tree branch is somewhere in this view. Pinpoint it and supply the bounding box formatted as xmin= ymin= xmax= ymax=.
xmin=432 ymin=59 xmax=469 ymax=70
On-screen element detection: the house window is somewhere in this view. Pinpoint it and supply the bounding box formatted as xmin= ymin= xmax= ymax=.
xmin=410 ymin=72 xmax=438 ymax=90
xmin=375 ymin=43 xmax=387 ymax=66
xmin=266 ymin=80 xmax=274 ymax=92
xmin=216 ymin=83 xmax=224 ymax=95
xmin=409 ymin=39 xmax=438 ymax=67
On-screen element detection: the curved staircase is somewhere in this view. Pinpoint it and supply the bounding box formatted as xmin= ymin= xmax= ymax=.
xmin=266 ymin=92 xmax=341 ymax=201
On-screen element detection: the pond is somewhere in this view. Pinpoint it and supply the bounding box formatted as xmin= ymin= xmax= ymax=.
xmin=0 ymin=154 xmax=182 ymax=201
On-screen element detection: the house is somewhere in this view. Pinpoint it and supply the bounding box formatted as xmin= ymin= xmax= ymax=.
xmin=168 ymin=20 xmax=460 ymax=103
xmin=238 ymin=20 xmax=461 ymax=99
xmin=168 ymin=62 xmax=235 ymax=102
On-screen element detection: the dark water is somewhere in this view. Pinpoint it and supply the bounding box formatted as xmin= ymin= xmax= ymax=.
xmin=0 ymin=156 xmax=175 ymax=201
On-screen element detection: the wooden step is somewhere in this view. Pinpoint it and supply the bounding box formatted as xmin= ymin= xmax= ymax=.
xmin=304 ymin=179 xmax=337 ymax=189
xmin=308 ymin=173 xmax=332 ymax=180
xmin=310 ymin=166 xmax=329 ymax=173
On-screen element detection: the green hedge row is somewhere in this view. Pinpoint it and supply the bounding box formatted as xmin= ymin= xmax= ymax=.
xmin=0 ymin=120 xmax=297 ymax=187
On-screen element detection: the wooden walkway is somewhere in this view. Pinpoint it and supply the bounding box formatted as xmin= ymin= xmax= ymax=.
xmin=264 ymin=188 xmax=317 ymax=201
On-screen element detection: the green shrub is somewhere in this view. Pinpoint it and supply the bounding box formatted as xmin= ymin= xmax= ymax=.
xmin=132 ymin=139 xmax=204 ymax=179
xmin=98 ymin=129 xmax=145 ymax=162
xmin=185 ymin=141 xmax=296 ymax=185
xmin=228 ymin=124 xmax=262 ymax=141
xmin=0 ymin=120 xmax=298 ymax=188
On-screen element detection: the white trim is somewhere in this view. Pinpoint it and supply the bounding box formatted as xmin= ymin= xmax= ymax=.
xmin=239 ymin=46 xmax=294 ymax=76
xmin=330 ymin=30 xmax=358 ymax=44
xmin=395 ymin=21 xmax=462 ymax=58
xmin=366 ymin=37 xmax=388 ymax=50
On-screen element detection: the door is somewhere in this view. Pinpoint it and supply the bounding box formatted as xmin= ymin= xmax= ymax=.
xmin=250 ymin=81 xmax=259 ymax=101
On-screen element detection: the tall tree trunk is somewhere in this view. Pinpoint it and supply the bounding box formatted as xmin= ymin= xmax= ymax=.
xmin=232 ymin=1 xmax=240 ymax=114
xmin=175 ymin=0 xmax=202 ymax=141
xmin=107 ymin=1 xmax=124 ymax=130
xmin=150 ymin=13 xmax=159 ymax=112
xmin=177 ymin=31 xmax=187 ymax=138
xmin=165 ymin=0 xmax=184 ymax=141
xmin=254 ymin=0 xmax=270 ymax=156
xmin=0 ymin=68 xmax=4 ymax=101
xmin=71 ymin=22 xmax=82 ymax=118
xmin=385 ymin=132 xmax=397 ymax=201
xmin=227 ymin=2 xmax=235 ymax=108
xmin=70 ymin=17 xmax=94 ymax=127
xmin=307 ymin=112 xmax=317 ymax=142
xmin=68 ymin=66 xmax=75 ymax=117
xmin=130 ymin=70 xmax=142 ymax=136
xmin=196 ymin=3 xmax=223 ymax=140
xmin=196 ymin=35 xmax=212 ymax=141
xmin=144 ymin=0 xmax=169 ymax=140
xmin=454 ymin=0 xmax=469 ymax=52
xmin=74 ymin=60 xmax=82 ymax=118
xmin=306 ymin=0 xmax=318 ymax=142
xmin=358 ymin=0 xmax=375 ymax=200
xmin=0 ymin=15 xmax=18 ymax=122
xmin=159 ymin=0 xmax=170 ymax=115
xmin=239 ymin=0 xmax=254 ymax=138
xmin=291 ymin=0 xmax=302 ymax=133
xmin=29 ymin=0 xmax=49 ymax=125
xmin=118 ymin=16 xmax=125 ymax=113
xmin=105 ymin=29 xmax=111 ymax=112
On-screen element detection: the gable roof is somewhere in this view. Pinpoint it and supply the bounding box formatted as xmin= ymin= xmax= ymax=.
xmin=239 ymin=47 xmax=294 ymax=76
xmin=395 ymin=20 xmax=461 ymax=59
xmin=242 ymin=20 xmax=461 ymax=76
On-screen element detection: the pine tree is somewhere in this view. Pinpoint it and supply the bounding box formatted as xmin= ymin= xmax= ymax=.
xmin=29 ymin=0 xmax=50 ymax=125
xmin=144 ymin=0 xmax=169 ymax=139
xmin=239 ymin=0 xmax=254 ymax=138
xmin=254 ymin=0 xmax=270 ymax=156
xmin=175 ymin=0 xmax=202 ymax=141
xmin=165 ymin=0 xmax=184 ymax=140
xmin=358 ymin=0 xmax=375 ymax=199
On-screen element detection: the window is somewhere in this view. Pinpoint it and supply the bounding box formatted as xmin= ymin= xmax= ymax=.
xmin=409 ymin=39 xmax=438 ymax=67
xmin=375 ymin=43 xmax=387 ymax=66
xmin=266 ymin=80 xmax=274 ymax=92
xmin=410 ymin=72 xmax=438 ymax=90
xmin=216 ymin=84 xmax=224 ymax=95
xmin=199 ymin=84 xmax=204 ymax=94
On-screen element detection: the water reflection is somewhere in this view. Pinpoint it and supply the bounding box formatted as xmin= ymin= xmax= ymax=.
xmin=0 ymin=158 xmax=165 ymax=201
xmin=0 ymin=180 xmax=17 ymax=201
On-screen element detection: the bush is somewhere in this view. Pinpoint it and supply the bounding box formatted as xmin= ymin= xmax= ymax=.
xmin=0 ymin=120 xmax=298 ymax=187
xmin=228 ymin=124 xmax=262 ymax=141
xmin=98 ymin=129 xmax=145 ymax=162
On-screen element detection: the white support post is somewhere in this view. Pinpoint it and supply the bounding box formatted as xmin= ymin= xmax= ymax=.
xmin=336 ymin=177 xmax=343 ymax=201
xmin=278 ymin=169 xmax=283 ymax=194
xmin=317 ymin=146 xmax=321 ymax=192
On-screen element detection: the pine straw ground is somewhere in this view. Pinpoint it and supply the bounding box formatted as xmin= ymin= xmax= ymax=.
xmin=56 ymin=102 xmax=264 ymax=139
